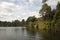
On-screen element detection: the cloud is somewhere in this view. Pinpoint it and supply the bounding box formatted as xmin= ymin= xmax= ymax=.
xmin=0 ymin=0 xmax=60 ymax=21
xmin=0 ymin=1 xmax=41 ymax=21
xmin=0 ymin=2 xmax=20 ymax=21
xmin=46 ymin=0 xmax=60 ymax=6
xmin=0 ymin=2 xmax=15 ymax=15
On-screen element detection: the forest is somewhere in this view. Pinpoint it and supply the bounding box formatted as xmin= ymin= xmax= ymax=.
xmin=25 ymin=0 xmax=60 ymax=32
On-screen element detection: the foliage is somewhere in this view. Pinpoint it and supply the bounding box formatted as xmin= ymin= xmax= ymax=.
xmin=0 ymin=19 xmax=26 ymax=27
xmin=26 ymin=16 xmax=37 ymax=22
xmin=26 ymin=1 xmax=60 ymax=32
xmin=39 ymin=1 xmax=60 ymax=31
xmin=42 ymin=0 xmax=47 ymax=3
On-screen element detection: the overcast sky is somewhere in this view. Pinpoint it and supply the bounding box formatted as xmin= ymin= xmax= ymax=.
xmin=0 ymin=0 xmax=60 ymax=21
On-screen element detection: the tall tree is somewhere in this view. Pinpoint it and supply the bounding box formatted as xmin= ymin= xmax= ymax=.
xmin=39 ymin=3 xmax=51 ymax=20
xmin=42 ymin=0 xmax=47 ymax=3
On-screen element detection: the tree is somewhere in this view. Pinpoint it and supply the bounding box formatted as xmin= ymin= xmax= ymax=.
xmin=12 ymin=20 xmax=20 ymax=26
xmin=39 ymin=3 xmax=51 ymax=20
xmin=22 ymin=19 xmax=25 ymax=22
xmin=26 ymin=16 xmax=37 ymax=22
xmin=42 ymin=0 xmax=47 ymax=3
xmin=21 ymin=19 xmax=26 ymax=26
xmin=56 ymin=2 xmax=60 ymax=10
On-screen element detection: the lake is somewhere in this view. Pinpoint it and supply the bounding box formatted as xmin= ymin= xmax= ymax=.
xmin=0 ymin=27 xmax=60 ymax=40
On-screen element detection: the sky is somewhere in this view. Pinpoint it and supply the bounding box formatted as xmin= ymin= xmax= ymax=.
xmin=0 ymin=0 xmax=60 ymax=21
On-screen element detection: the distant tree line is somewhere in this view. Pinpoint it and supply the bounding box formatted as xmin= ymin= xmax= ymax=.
xmin=0 ymin=16 xmax=37 ymax=27
xmin=0 ymin=19 xmax=26 ymax=27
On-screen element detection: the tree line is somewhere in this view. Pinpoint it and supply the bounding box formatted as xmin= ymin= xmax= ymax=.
xmin=0 ymin=19 xmax=26 ymax=27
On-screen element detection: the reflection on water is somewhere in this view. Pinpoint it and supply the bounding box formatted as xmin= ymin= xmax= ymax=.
xmin=42 ymin=30 xmax=60 ymax=40
xmin=0 ymin=27 xmax=60 ymax=40
xmin=0 ymin=27 xmax=43 ymax=40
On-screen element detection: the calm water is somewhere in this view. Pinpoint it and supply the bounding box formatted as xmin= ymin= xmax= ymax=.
xmin=0 ymin=27 xmax=60 ymax=40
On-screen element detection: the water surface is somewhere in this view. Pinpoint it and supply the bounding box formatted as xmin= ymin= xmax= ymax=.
xmin=0 ymin=27 xmax=60 ymax=40
xmin=0 ymin=27 xmax=43 ymax=40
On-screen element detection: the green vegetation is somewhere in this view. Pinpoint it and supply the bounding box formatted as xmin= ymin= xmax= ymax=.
xmin=0 ymin=19 xmax=26 ymax=27
xmin=25 ymin=0 xmax=60 ymax=32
